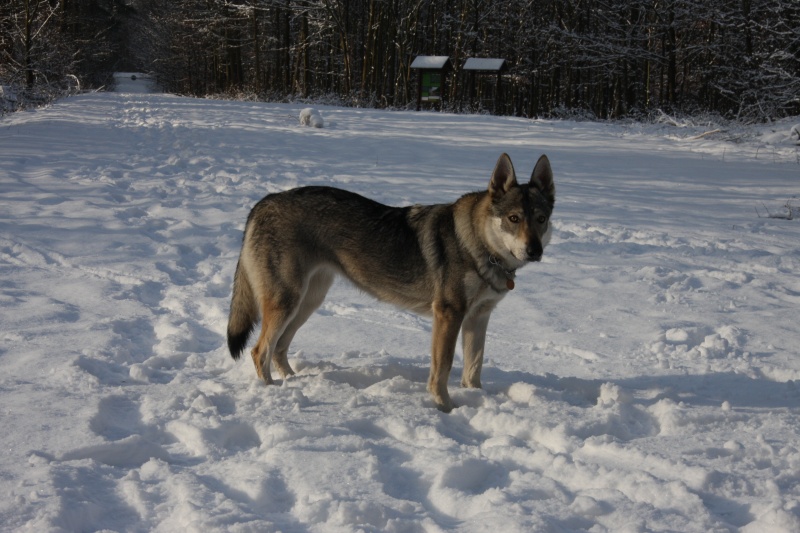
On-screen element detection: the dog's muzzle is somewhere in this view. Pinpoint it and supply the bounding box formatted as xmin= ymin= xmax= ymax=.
xmin=527 ymin=241 xmax=543 ymax=262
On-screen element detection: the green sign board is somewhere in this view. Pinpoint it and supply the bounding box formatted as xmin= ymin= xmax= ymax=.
xmin=421 ymin=72 xmax=442 ymax=101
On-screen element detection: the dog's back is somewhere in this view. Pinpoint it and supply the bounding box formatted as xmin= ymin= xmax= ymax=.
xmin=239 ymin=187 xmax=449 ymax=314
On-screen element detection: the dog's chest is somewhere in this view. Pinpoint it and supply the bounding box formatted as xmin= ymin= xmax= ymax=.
xmin=463 ymin=271 xmax=507 ymax=313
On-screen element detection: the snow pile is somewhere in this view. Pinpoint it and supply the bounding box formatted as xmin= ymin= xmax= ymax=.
xmin=300 ymin=107 xmax=325 ymax=128
xmin=1 ymin=92 xmax=799 ymax=532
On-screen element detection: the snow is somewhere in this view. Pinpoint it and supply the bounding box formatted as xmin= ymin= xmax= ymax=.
xmin=410 ymin=56 xmax=451 ymax=70
xmin=463 ymin=59 xmax=506 ymax=71
xmin=1 ymin=82 xmax=799 ymax=532
xmin=300 ymin=108 xmax=325 ymax=128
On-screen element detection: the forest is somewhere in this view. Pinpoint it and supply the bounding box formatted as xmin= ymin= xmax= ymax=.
xmin=2 ymin=0 xmax=799 ymax=121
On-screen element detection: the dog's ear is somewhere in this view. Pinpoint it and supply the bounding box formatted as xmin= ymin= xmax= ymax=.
xmin=529 ymin=155 xmax=555 ymax=205
xmin=489 ymin=153 xmax=518 ymax=197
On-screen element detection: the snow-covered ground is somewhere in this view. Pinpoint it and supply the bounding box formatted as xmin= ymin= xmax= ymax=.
xmin=1 ymin=81 xmax=799 ymax=532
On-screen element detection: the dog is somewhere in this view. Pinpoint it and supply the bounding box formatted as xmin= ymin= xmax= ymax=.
xmin=299 ymin=107 xmax=324 ymax=128
xmin=227 ymin=153 xmax=555 ymax=412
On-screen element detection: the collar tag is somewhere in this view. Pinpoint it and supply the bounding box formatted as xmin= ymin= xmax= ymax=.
xmin=488 ymin=255 xmax=516 ymax=291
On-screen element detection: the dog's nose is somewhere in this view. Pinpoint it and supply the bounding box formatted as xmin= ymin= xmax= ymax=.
xmin=527 ymin=241 xmax=543 ymax=262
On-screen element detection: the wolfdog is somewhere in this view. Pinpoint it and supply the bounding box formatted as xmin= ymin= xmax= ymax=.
xmin=227 ymin=153 xmax=555 ymax=412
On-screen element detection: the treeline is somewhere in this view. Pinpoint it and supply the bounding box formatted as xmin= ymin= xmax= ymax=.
xmin=2 ymin=1 xmax=799 ymax=121
xmin=0 ymin=0 xmax=131 ymax=107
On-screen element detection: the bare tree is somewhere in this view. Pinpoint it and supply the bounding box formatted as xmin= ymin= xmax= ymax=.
xmin=4 ymin=0 xmax=798 ymax=120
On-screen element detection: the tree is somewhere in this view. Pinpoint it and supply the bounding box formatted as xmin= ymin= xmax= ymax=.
xmin=3 ymin=0 xmax=799 ymax=120
xmin=1 ymin=0 xmax=122 ymax=110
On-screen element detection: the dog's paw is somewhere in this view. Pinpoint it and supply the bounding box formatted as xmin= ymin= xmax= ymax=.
xmin=273 ymin=362 xmax=296 ymax=379
xmin=435 ymin=397 xmax=456 ymax=413
xmin=438 ymin=403 xmax=455 ymax=413
xmin=460 ymin=378 xmax=482 ymax=389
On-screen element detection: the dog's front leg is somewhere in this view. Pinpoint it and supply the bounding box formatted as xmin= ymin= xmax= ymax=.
xmin=460 ymin=310 xmax=491 ymax=389
xmin=428 ymin=301 xmax=465 ymax=413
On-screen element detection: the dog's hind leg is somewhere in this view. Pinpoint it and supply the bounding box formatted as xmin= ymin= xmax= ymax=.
xmin=272 ymin=269 xmax=335 ymax=378
xmin=251 ymin=291 xmax=300 ymax=385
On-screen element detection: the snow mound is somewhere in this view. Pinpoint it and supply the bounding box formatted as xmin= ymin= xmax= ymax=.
xmin=300 ymin=107 xmax=324 ymax=128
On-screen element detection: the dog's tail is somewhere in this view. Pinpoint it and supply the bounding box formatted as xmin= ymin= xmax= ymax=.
xmin=227 ymin=259 xmax=258 ymax=359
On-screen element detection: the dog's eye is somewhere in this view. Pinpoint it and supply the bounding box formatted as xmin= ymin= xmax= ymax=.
xmin=537 ymin=215 xmax=548 ymax=224
xmin=508 ymin=215 xmax=520 ymax=224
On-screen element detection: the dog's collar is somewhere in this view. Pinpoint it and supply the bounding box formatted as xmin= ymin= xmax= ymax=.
xmin=488 ymin=254 xmax=516 ymax=291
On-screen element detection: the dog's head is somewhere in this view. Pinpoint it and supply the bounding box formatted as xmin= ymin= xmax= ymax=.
xmin=486 ymin=153 xmax=555 ymax=267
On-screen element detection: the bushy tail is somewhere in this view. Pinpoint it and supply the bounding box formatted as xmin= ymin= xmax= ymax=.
xmin=227 ymin=259 xmax=258 ymax=359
